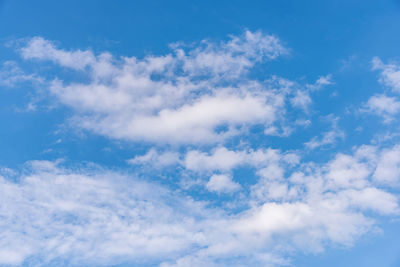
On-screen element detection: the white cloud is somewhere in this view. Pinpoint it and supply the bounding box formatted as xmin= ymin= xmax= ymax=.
xmin=184 ymin=147 xmax=298 ymax=173
xmin=373 ymin=145 xmax=400 ymax=185
xmin=372 ymin=57 xmax=400 ymax=93
xmin=290 ymin=90 xmax=312 ymax=111
xmin=128 ymin=148 xmax=180 ymax=168
xmin=206 ymin=174 xmax=240 ymax=193
xmin=363 ymin=94 xmax=400 ymax=123
xmin=0 ymin=144 xmax=399 ymax=266
xmin=338 ymin=187 xmax=399 ymax=215
xmin=325 ymin=153 xmax=371 ymax=189
xmin=20 ymin=37 xmax=96 ymax=70
xmin=17 ymin=32 xmax=300 ymax=144
xmin=0 ymin=161 xmax=214 ymax=266
xmin=6 ymin=34 xmax=400 ymax=267
xmin=304 ymin=116 xmax=344 ymax=149
xmin=0 ymin=61 xmax=43 ymax=87
xmin=306 ymin=74 xmax=333 ymax=91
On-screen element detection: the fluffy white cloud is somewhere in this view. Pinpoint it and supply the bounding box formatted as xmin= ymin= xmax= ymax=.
xmin=373 ymin=145 xmax=400 ymax=185
xmin=21 ymin=37 xmax=96 ymax=70
xmin=0 ymin=161 xmax=214 ymax=266
xmin=364 ymin=94 xmax=400 ymax=122
xmin=184 ymin=147 xmax=298 ymax=173
xmin=17 ymin=32 xmax=306 ymax=144
xmin=372 ymin=57 xmax=400 ymax=93
xmin=128 ymin=148 xmax=180 ymax=168
xmin=0 ymin=143 xmax=399 ymax=266
xmin=5 ymin=34 xmax=400 ymax=267
xmin=361 ymin=58 xmax=400 ymax=122
xmin=206 ymin=174 xmax=240 ymax=193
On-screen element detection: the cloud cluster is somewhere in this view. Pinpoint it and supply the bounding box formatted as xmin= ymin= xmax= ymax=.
xmin=18 ymin=32 xmax=296 ymax=144
xmin=0 ymin=143 xmax=398 ymax=266
xmin=2 ymin=32 xmax=399 ymax=267
xmin=364 ymin=57 xmax=400 ymax=122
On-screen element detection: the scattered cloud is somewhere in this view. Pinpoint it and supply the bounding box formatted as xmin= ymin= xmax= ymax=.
xmin=304 ymin=116 xmax=345 ymax=150
xmin=16 ymin=32 xmax=312 ymax=145
xmin=128 ymin=148 xmax=180 ymax=168
xmin=306 ymin=74 xmax=333 ymax=91
xmin=372 ymin=57 xmax=400 ymax=93
xmin=0 ymin=146 xmax=398 ymax=266
xmin=363 ymin=94 xmax=400 ymax=123
xmin=183 ymin=147 xmax=298 ymax=173
xmin=0 ymin=61 xmax=43 ymax=87
xmin=1 ymin=32 xmax=400 ymax=267
xmin=290 ymin=89 xmax=312 ymax=112
xmin=206 ymin=174 xmax=241 ymax=193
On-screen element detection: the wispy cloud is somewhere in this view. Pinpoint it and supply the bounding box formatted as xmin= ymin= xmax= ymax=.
xmin=304 ymin=116 xmax=345 ymax=150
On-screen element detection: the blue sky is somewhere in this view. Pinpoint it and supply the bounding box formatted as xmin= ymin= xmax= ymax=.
xmin=0 ymin=0 xmax=400 ymax=266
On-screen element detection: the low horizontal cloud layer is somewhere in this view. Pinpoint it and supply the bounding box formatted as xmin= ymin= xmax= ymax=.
xmin=1 ymin=143 xmax=398 ymax=266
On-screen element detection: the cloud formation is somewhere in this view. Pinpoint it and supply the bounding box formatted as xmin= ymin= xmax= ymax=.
xmin=364 ymin=58 xmax=400 ymax=122
xmin=19 ymin=32 xmax=294 ymax=144
xmin=2 ymin=32 xmax=399 ymax=267
xmin=0 ymin=144 xmax=398 ymax=266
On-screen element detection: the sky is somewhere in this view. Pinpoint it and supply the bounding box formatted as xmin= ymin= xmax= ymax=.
xmin=0 ymin=0 xmax=400 ymax=266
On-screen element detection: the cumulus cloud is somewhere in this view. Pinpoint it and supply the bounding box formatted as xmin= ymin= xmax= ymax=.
xmin=128 ymin=148 xmax=180 ymax=168
xmin=4 ymin=34 xmax=400 ymax=267
xmin=183 ymin=147 xmax=298 ymax=173
xmin=373 ymin=145 xmax=400 ymax=185
xmin=20 ymin=37 xmax=96 ymax=70
xmin=363 ymin=94 xmax=400 ymax=123
xmin=16 ymin=32 xmax=311 ymax=144
xmin=0 ymin=161 xmax=216 ymax=266
xmin=372 ymin=57 xmax=400 ymax=93
xmin=206 ymin=174 xmax=240 ymax=193
xmin=0 ymin=142 xmax=399 ymax=266
xmin=362 ymin=59 xmax=400 ymax=122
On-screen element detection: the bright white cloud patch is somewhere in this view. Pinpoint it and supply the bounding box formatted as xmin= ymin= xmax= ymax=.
xmin=362 ymin=58 xmax=400 ymax=122
xmin=3 ymin=33 xmax=400 ymax=267
xmin=19 ymin=32 xmax=294 ymax=144
xmin=373 ymin=145 xmax=400 ymax=185
xmin=206 ymin=174 xmax=240 ymax=193
xmin=0 ymin=161 xmax=215 ymax=266
xmin=372 ymin=57 xmax=400 ymax=93
xmin=364 ymin=94 xmax=400 ymax=123
xmin=128 ymin=148 xmax=180 ymax=168
xmin=1 ymin=143 xmax=399 ymax=266
xmin=184 ymin=147 xmax=298 ymax=173
xmin=21 ymin=37 xmax=96 ymax=70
